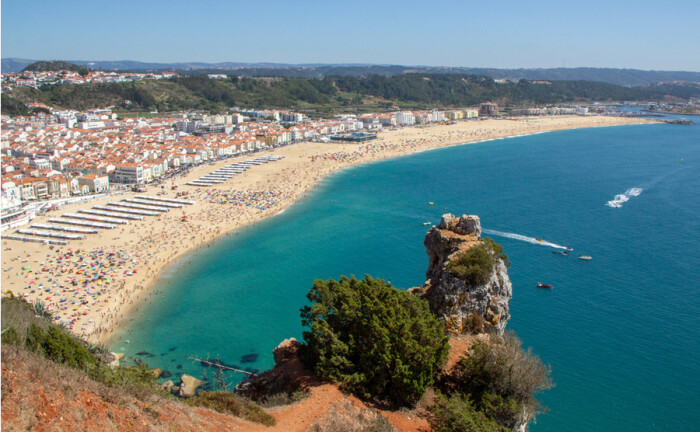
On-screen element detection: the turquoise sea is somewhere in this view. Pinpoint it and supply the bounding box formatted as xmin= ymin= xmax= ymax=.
xmin=112 ymin=117 xmax=700 ymax=431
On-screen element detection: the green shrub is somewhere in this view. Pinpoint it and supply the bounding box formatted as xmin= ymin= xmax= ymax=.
xmin=1 ymin=326 xmax=21 ymax=345
xmin=2 ymin=296 xmax=163 ymax=400
xmin=89 ymin=362 xmax=158 ymax=389
xmin=441 ymin=333 xmax=553 ymax=428
xmin=429 ymin=393 xmax=508 ymax=432
xmin=448 ymin=238 xmax=510 ymax=286
xmin=480 ymin=392 xmax=523 ymax=430
xmin=187 ymin=392 xmax=276 ymax=426
xmin=448 ymin=244 xmax=493 ymax=286
xmin=300 ymin=275 xmax=449 ymax=406
xmin=25 ymin=323 xmax=96 ymax=369
xmin=482 ymin=237 xmax=511 ymax=268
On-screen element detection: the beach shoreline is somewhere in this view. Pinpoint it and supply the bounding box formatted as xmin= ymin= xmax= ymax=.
xmin=0 ymin=115 xmax=658 ymax=346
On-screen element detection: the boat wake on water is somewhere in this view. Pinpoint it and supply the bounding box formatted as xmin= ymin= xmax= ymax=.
xmin=482 ymin=229 xmax=572 ymax=250
xmin=606 ymin=187 xmax=643 ymax=208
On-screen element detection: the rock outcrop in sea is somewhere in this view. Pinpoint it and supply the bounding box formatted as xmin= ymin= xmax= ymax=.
xmin=411 ymin=213 xmax=513 ymax=335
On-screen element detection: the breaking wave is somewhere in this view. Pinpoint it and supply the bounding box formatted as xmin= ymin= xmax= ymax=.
xmin=606 ymin=188 xmax=643 ymax=208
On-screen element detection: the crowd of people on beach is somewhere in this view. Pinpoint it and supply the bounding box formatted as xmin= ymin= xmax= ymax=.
xmin=203 ymin=189 xmax=284 ymax=211
xmin=3 ymin=245 xmax=137 ymax=336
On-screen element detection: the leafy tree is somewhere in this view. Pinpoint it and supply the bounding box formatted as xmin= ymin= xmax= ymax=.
xmin=300 ymin=275 xmax=449 ymax=406
xmin=1 ymin=95 xmax=32 ymax=116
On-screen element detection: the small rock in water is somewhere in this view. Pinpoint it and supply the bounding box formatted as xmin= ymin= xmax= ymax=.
xmin=161 ymin=370 xmax=172 ymax=378
xmin=176 ymin=364 xmax=183 ymax=369
xmin=169 ymin=347 xmax=176 ymax=352
xmin=136 ymin=350 xmax=150 ymax=356
xmin=240 ymin=353 xmax=259 ymax=363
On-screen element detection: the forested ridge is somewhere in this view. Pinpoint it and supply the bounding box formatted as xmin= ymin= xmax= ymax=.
xmin=6 ymin=73 xmax=700 ymax=116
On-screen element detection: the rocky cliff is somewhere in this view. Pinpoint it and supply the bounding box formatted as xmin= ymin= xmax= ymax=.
xmin=411 ymin=214 xmax=512 ymax=335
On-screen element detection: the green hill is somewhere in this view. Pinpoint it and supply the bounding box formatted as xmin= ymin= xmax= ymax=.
xmin=6 ymin=73 xmax=700 ymax=116
xmin=22 ymin=60 xmax=89 ymax=74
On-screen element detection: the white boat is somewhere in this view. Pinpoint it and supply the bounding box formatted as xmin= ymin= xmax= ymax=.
xmin=578 ymin=254 xmax=592 ymax=260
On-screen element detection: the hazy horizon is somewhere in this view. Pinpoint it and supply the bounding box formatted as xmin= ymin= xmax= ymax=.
xmin=2 ymin=0 xmax=699 ymax=72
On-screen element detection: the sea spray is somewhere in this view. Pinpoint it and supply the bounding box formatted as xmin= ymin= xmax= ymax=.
xmin=606 ymin=187 xmax=643 ymax=208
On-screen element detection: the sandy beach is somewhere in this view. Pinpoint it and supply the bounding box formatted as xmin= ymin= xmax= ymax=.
xmin=0 ymin=115 xmax=656 ymax=345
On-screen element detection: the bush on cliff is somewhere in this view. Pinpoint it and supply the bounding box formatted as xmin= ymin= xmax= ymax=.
xmin=447 ymin=237 xmax=508 ymax=287
xmin=429 ymin=392 xmax=508 ymax=432
xmin=439 ymin=333 xmax=553 ymax=429
xmin=300 ymin=275 xmax=449 ymax=406
xmin=25 ymin=323 xmax=97 ymax=369
xmin=2 ymin=296 xmax=164 ymax=400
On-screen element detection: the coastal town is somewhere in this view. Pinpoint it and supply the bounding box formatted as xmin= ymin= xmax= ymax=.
xmin=1 ymin=68 xmax=178 ymax=91
xmin=1 ymin=88 xmax=600 ymax=227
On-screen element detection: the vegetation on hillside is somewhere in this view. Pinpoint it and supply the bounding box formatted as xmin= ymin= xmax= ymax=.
xmin=1 ymin=295 xmax=274 ymax=426
xmin=1 ymin=95 xmax=33 ymax=116
xmin=186 ymin=392 xmax=276 ymax=426
xmin=300 ymin=275 xmax=450 ymax=406
xmin=22 ymin=60 xmax=89 ymax=75
xmin=1 ymin=295 xmax=164 ymax=399
xmin=433 ymin=334 xmax=553 ymax=431
xmin=7 ymin=72 xmax=700 ymax=116
xmin=430 ymin=393 xmax=509 ymax=432
xmin=448 ymin=237 xmax=509 ymax=287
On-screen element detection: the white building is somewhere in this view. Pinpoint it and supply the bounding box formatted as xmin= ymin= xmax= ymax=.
xmin=77 ymin=174 xmax=110 ymax=193
xmin=1 ymin=181 xmax=22 ymax=213
xmin=110 ymin=164 xmax=144 ymax=184
xmin=395 ymin=112 xmax=415 ymax=125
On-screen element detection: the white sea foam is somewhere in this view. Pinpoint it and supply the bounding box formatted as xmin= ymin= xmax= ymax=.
xmin=482 ymin=229 xmax=571 ymax=250
xmin=625 ymin=188 xmax=643 ymax=197
xmin=606 ymin=187 xmax=643 ymax=208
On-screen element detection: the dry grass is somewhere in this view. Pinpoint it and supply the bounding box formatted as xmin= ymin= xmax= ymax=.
xmin=308 ymin=401 xmax=396 ymax=432
xmin=1 ymin=344 xmax=262 ymax=431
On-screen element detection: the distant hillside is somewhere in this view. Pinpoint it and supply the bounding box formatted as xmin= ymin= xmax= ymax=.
xmin=21 ymin=60 xmax=89 ymax=73
xmin=4 ymin=58 xmax=700 ymax=86
xmin=1 ymin=58 xmax=36 ymax=73
xmin=7 ymin=73 xmax=700 ymax=116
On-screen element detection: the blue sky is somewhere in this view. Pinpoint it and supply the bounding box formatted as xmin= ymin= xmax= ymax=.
xmin=2 ymin=0 xmax=699 ymax=71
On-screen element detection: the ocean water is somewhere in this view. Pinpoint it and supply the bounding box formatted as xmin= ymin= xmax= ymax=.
xmin=112 ymin=119 xmax=700 ymax=431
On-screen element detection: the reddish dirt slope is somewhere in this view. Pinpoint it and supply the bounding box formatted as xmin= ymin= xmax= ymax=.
xmin=1 ymin=346 xmax=432 ymax=432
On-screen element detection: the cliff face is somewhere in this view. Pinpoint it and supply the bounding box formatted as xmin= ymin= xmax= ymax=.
xmin=413 ymin=214 xmax=512 ymax=335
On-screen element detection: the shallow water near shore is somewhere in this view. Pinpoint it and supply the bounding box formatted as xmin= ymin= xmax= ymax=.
xmin=113 ymin=120 xmax=700 ymax=431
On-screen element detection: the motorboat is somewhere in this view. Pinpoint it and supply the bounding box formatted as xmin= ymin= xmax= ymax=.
xmin=578 ymin=254 xmax=592 ymax=260
xmin=537 ymin=282 xmax=552 ymax=288
xmin=553 ymin=251 xmax=568 ymax=256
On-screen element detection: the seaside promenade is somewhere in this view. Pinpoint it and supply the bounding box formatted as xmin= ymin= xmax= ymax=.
xmin=0 ymin=115 xmax=656 ymax=343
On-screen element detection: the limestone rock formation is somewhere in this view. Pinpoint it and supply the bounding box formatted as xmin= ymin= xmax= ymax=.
xmin=179 ymin=374 xmax=202 ymax=398
xmin=412 ymin=214 xmax=512 ymax=335
xmin=273 ymin=337 xmax=301 ymax=365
